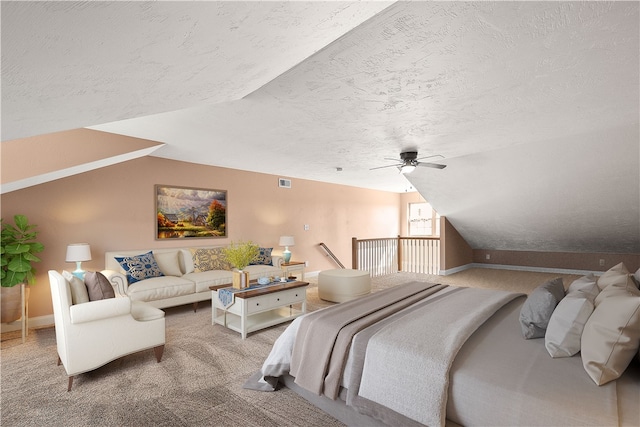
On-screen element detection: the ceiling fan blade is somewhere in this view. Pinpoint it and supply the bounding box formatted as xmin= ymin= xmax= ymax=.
xmin=370 ymin=164 xmax=402 ymax=170
xmin=383 ymin=157 xmax=401 ymax=162
xmin=417 ymin=162 xmax=447 ymax=169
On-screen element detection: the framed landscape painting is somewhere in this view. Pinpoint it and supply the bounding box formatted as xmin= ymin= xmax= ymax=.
xmin=155 ymin=185 xmax=227 ymax=239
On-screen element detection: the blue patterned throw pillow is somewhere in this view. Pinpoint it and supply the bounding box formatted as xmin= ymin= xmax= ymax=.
xmin=115 ymin=251 xmax=164 ymax=284
xmin=251 ymin=247 xmax=273 ymax=266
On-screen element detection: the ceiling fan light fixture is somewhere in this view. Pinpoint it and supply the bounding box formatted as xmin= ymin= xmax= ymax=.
xmin=401 ymin=164 xmax=416 ymax=174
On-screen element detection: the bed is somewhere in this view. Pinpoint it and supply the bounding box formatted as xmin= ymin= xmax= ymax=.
xmin=246 ymin=268 xmax=640 ymax=426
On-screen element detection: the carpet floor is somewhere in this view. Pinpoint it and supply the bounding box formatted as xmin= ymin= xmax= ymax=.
xmin=0 ymin=269 xmax=582 ymax=426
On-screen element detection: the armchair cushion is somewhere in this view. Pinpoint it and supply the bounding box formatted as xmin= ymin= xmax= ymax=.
xmin=69 ymin=297 xmax=131 ymax=324
xmin=84 ymin=271 xmax=115 ymax=301
xmin=131 ymin=301 xmax=165 ymax=321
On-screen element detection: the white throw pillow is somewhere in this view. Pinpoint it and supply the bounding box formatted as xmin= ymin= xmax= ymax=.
xmin=153 ymin=251 xmax=182 ymax=277
xmin=61 ymin=270 xmax=90 ymax=305
xmin=545 ymin=292 xmax=594 ymax=358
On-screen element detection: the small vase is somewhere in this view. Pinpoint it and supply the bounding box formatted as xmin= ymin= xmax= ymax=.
xmin=232 ymin=270 xmax=249 ymax=289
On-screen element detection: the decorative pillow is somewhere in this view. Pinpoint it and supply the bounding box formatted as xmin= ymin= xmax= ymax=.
xmin=545 ymin=292 xmax=594 ymax=358
xmin=519 ymin=277 xmax=565 ymax=339
xmin=567 ymin=274 xmax=599 ymax=302
xmin=190 ymin=248 xmax=232 ymax=272
xmin=596 ymin=262 xmax=630 ymax=291
xmin=250 ymin=247 xmax=273 ymax=266
xmin=84 ymin=271 xmax=115 ymax=301
xmin=153 ymin=251 xmax=182 ymax=277
xmin=581 ymin=293 xmax=640 ymax=385
xmin=62 ymin=270 xmax=90 ymax=305
xmin=115 ymin=251 xmax=164 ymax=284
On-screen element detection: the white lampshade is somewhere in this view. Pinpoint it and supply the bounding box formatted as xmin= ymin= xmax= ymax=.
xmin=66 ymin=243 xmax=92 ymax=279
xmin=279 ymin=236 xmax=295 ymax=247
xmin=401 ymin=164 xmax=416 ymax=174
xmin=66 ymin=243 xmax=92 ymax=262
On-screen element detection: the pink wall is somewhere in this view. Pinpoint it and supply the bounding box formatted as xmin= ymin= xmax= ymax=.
xmin=1 ymin=156 xmax=400 ymax=317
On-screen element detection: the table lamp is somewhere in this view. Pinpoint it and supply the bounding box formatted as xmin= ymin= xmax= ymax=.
xmin=66 ymin=243 xmax=92 ymax=279
xmin=279 ymin=236 xmax=295 ymax=263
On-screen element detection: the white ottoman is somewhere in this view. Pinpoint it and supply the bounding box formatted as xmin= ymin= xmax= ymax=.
xmin=318 ymin=269 xmax=371 ymax=303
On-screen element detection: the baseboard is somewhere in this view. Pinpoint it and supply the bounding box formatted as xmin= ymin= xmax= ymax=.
xmin=1 ymin=314 xmax=54 ymax=333
xmin=440 ymin=263 xmax=601 ymax=277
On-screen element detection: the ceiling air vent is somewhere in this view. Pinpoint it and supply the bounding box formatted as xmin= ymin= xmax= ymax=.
xmin=278 ymin=178 xmax=291 ymax=189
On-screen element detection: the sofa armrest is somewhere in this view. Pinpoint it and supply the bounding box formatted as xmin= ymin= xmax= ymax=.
xmin=272 ymin=255 xmax=284 ymax=267
xmin=101 ymin=269 xmax=128 ymax=297
xmin=70 ymin=297 xmax=131 ymax=324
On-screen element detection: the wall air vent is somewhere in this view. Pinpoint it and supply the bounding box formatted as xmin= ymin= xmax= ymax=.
xmin=278 ymin=178 xmax=291 ymax=189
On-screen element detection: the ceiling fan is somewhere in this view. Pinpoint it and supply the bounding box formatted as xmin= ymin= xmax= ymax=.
xmin=370 ymin=151 xmax=446 ymax=174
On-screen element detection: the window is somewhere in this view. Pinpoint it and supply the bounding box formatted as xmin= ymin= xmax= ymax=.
xmin=408 ymin=202 xmax=440 ymax=237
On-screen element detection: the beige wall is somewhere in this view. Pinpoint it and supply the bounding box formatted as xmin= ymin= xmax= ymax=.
xmin=473 ymin=249 xmax=640 ymax=273
xmin=440 ymin=217 xmax=473 ymax=271
xmin=1 ymin=156 xmax=401 ymax=318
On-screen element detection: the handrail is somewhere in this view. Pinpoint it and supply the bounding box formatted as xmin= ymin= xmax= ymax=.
xmin=318 ymin=242 xmax=345 ymax=269
xmin=352 ymin=236 xmax=440 ymax=277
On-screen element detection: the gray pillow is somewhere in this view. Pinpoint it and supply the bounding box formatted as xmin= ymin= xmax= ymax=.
xmin=84 ymin=271 xmax=115 ymax=301
xmin=519 ymin=277 xmax=565 ymax=339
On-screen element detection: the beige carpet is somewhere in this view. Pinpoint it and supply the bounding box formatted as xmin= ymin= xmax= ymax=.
xmin=0 ymin=269 xmax=582 ymax=426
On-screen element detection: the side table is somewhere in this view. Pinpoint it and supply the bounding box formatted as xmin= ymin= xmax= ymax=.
xmin=281 ymin=261 xmax=305 ymax=280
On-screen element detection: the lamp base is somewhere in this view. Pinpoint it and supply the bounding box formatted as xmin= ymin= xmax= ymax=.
xmin=72 ymin=262 xmax=85 ymax=279
xmin=283 ymin=248 xmax=291 ymax=264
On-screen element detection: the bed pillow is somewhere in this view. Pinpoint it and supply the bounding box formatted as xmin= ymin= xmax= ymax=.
xmin=581 ymin=292 xmax=640 ymax=385
xmin=519 ymin=277 xmax=565 ymax=339
xmin=115 ymin=251 xmax=164 ymax=284
xmin=596 ymin=262 xmax=630 ymax=291
xmin=594 ymin=275 xmax=640 ymax=306
xmin=62 ymin=270 xmax=90 ymax=304
xmin=153 ymin=251 xmax=182 ymax=277
xmin=84 ymin=271 xmax=116 ymax=301
xmin=250 ymin=247 xmax=273 ymax=266
xmin=545 ymin=291 xmax=594 ymax=358
xmin=567 ymin=274 xmax=599 ymax=301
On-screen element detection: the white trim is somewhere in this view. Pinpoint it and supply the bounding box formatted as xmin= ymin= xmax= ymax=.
xmin=1 ymin=314 xmax=54 ymax=333
xmin=440 ymin=263 xmax=602 ymax=277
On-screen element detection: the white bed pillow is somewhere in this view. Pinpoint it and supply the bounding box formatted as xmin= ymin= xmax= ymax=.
xmin=596 ymin=262 xmax=630 ymax=291
xmin=581 ymin=292 xmax=640 ymax=385
xmin=567 ymin=274 xmax=599 ymax=301
xmin=519 ymin=277 xmax=565 ymax=339
xmin=545 ymin=291 xmax=594 ymax=358
xmin=594 ymin=275 xmax=640 ymax=306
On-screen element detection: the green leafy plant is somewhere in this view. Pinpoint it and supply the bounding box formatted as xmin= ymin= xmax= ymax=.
xmin=222 ymin=241 xmax=259 ymax=271
xmin=1 ymin=214 xmax=44 ymax=287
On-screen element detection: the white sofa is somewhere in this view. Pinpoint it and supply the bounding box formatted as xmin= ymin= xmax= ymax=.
xmin=103 ymin=246 xmax=284 ymax=310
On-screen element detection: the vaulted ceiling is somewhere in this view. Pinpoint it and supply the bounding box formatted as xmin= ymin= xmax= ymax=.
xmin=2 ymin=1 xmax=639 ymax=254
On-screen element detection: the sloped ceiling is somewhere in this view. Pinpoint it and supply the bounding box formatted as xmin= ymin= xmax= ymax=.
xmin=2 ymin=1 xmax=639 ymax=254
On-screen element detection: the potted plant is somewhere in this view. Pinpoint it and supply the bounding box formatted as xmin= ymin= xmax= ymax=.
xmin=1 ymin=214 xmax=44 ymax=323
xmin=222 ymin=241 xmax=259 ymax=289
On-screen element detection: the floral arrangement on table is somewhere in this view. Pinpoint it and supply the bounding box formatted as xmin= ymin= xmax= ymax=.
xmin=222 ymin=241 xmax=259 ymax=271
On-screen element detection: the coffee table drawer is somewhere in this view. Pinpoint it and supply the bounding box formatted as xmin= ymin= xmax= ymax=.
xmin=246 ymin=287 xmax=305 ymax=314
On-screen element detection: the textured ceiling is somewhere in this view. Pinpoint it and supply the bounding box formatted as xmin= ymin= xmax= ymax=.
xmin=2 ymin=1 xmax=639 ymax=254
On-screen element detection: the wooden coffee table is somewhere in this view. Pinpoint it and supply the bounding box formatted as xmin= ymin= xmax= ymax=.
xmin=210 ymin=281 xmax=308 ymax=339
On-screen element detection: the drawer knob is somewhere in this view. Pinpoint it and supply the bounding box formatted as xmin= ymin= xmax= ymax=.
xmin=277 ymin=298 xmax=280 ymax=301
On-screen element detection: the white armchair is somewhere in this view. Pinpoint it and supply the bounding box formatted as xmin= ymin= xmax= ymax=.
xmin=48 ymin=270 xmax=166 ymax=391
